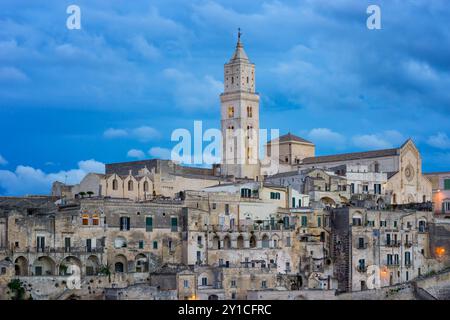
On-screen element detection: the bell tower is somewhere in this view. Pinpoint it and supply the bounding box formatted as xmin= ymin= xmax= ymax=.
xmin=220 ymin=30 xmax=260 ymax=179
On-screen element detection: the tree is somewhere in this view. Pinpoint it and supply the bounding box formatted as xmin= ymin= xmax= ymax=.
xmin=7 ymin=279 xmax=25 ymax=300
xmin=86 ymin=191 xmax=94 ymax=198
xmin=78 ymin=192 xmax=86 ymax=198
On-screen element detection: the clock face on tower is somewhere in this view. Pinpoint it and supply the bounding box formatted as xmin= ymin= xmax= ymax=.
xmin=404 ymin=164 xmax=414 ymax=182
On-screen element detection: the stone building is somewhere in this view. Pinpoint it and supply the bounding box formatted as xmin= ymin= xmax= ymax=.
xmin=330 ymin=207 xmax=439 ymax=292
xmin=424 ymin=171 xmax=450 ymax=217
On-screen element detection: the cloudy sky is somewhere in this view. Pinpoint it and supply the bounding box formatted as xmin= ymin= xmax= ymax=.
xmin=0 ymin=0 xmax=449 ymax=195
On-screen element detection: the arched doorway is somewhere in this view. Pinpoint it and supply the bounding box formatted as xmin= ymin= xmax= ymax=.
xmin=59 ymin=256 xmax=82 ymax=276
xmin=261 ymin=234 xmax=270 ymax=248
xmin=15 ymin=256 xmax=28 ymax=276
xmin=32 ymin=256 xmax=56 ymax=276
xmin=223 ymin=236 xmax=231 ymax=249
xmin=212 ymin=236 xmax=220 ymax=250
xmin=249 ymin=235 xmax=257 ymax=248
xmin=114 ymin=254 xmax=127 ymax=273
xmin=237 ymin=235 xmax=244 ymax=249
xmin=208 ymin=294 xmax=219 ymax=300
xmin=86 ymin=255 xmax=100 ymax=276
xmin=135 ymin=253 xmax=148 ymax=273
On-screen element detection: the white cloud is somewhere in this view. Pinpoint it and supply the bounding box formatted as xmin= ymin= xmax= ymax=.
xmin=129 ymin=35 xmax=160 ymax=60
xmin=352 ymin=130 xmax=406 ymax=150
xmin=307 ymin=128 xmax=346 ymax=149
xmin=0 ymin=159 xmax=105 ymax=196
xmin=0 ymin=66 xmax=28 ymax=82
xmin=149 ymin=147 xmax=171 ymax=159
xmin=352 ymin=134 xmax=392 ymax=149
xmin=0 ymin=154 xmax=7 ymax=165
xmin=103 ymin=126 xmax=160 ymax=142
xmin=127 ymin=149 xmax=145 ymax=159
xmin=103 ymin=128 xmax=128 ymax=138
xmin=163 ymin=68 xmax=222 ymax=111
xmin=132 ymin=126 xmax=161 ymax=142
xmin=427 ymin=132 xmax=450 ymax=149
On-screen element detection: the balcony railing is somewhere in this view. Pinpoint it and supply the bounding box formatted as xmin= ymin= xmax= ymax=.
xmin=385 ymin=241 xmax=401 ymax=247
xmin=357 ymin=266 xmax=367 ymax=273
xmin=14 ymin=246 xmax=104 ymax=254
xmin=404 ymin=241 xmax=413 ymax=248
xmin=356 ymin=243 xmax=368 ymax=250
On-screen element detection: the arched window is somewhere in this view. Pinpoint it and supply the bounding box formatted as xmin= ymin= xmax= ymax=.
xmin=249 ymin=235 xmax=257 ymax=248
xmin=237 ymin=235 xmax=244 ymax=249
xmin=112 ymin=179 xmax=118 ymax=190
xmin=128 ymin=180 xmax=133 ymax=191
xmin=247 ymin=106 xmax=252 ymax=117
xmin=392 ymin=194 xmax=397 ymax=204
xmin=143 ymin=181 xmax=149 ymax=192
xmin=92 ymin=214 xmax=99 ymax=226
xmin=262 ymin=235 xmax=270 ymax=248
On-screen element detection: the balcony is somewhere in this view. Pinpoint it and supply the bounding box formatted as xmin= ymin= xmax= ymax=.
xmin=404 ymin=241 xmax=413 ymax=248
xmin=356 ymin=243 xmax=368 ymax=250
xmin=357 ymin=266 xmax=367 ymax=273
xmin=387 ymin=263 xmax=400 ymax=268
xmin=386 ymin=241 xmax=401 ymax=247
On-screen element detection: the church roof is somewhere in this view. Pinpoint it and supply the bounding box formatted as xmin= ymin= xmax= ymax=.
xmin=268 ymin=132 xmax=314 ymax=145
xmin=302 ymin=148 xmax=399 ymax=165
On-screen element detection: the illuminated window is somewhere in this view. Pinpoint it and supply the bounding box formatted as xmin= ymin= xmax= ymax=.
xmin=228 ymin=106 xmax=234 ymax=118
xmin=82 ymin=214 xmax=89 ymax=226
xmin=92 ymin=214 xmax=99 ymax=226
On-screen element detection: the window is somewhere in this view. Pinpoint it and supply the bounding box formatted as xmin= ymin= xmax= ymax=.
xmin=212 ymin=203 xmax=217 ymax=210
xmin=201 ymin=277 xmax=208 ymax=286
xmin=444 ymin=179 xmax=450 ymax=190
xmin=363 ymin=185 xmax=369 ymax=193
xmin=367 ymin=220 xmax=375 ymax=227
xmin=153 ymin=241 xmax=158 ymax=249
xmin=270 ymin=192 xmax=281 ymax=200
xmin=37 ymin=236 xmax=45 ymax=251
xmin=380 ymin=220 xmax=386 ymax=227
xmin=261 ymin=280 xmax=267 ymax=289
xmin=143 ymin=181 xmax=149 ymax=192
xmin=228 ymin=106 xmax=234 ymax=118
xmin=358 ymin=259 xmax=365 ymax=270
xmin=317 ymin=217 xmax=321 ymax=227
xmin=225 ymin=204 xmax=229 ymax=215
xmin=386 ymin=234 xmax=391 ymax=245
xmin=120 ymin=217 xmax=130 ymax=231
xmin=358 ymin=237 xmax=365 ymax=249
xmin=247 ymin=106 xmax=253 ymax=117
xmin=286 ymin=236 xmax=291 ymax=247
xmin=405 ymin=252 xmax=411 ymax=265
xmin=82 ymin=214 xmax=89 ymax=226
xmin=196 ymin=251 xmax=201 ymax=264
xmin=374 ymin=184 xmax=381 ymax=194
xmin=301 ymin=216 xmax=308 ymax=227
xmin=394 ymin=254 xmax=399 ymax=265
xmin=183 ymin=280 xmax=189 ymax=288
xmin=112 ymin=179 xmax=118 ymax=190
xmin=64 ymin=237 xmax=71 ymax=252
xmin=197 ymin=236 xmax=202 ymax=245
xmin=350 ymin=183 xmax=355 ymax=194
xmin=231 ymin=292 xmax=236 ymax=299
xmin=292 ymin=197 xmax=296 ymax=208
xmin=443 ymin=201 xmax=450 ymax=213
xmin=92 ymin=214 xmax=99 ymax=225
xmin=241 ymin=188 xmax=251 ymax=198
xmin=146 ymin=217 xmax=153 ymax=232
xmin=128 ymin=180 xmax=133 ymax=191
xmin=168 ymin=240 xmax=173 ymax=251
xmin=387 ymin=254 xmax=393 ymax=265
xmin=231 ymin=280 xmax=236 ymax=288
xmin=171 ymin=217 xmax=178 ymax=232
xmin=139 ymin=240 xmax=144 ymax=249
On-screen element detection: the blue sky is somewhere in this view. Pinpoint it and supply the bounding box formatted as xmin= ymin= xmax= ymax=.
xmin=0 ymin=0 xmax=450 ymax=195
